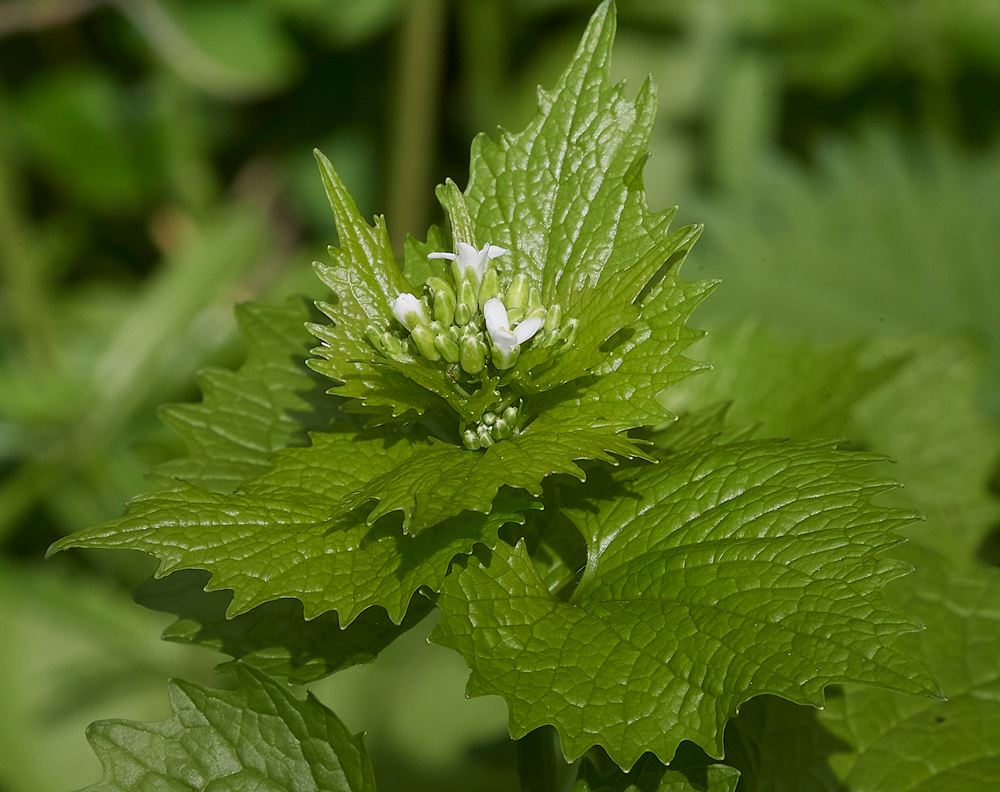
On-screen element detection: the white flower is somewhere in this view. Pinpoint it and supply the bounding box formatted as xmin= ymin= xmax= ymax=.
xmin=428 ymin=242 xmax=508 ymax=283
xmin=483 ymin=297 xmax=544 ymax=359
xmin=391 ymin=292 xmax=429 ymax=330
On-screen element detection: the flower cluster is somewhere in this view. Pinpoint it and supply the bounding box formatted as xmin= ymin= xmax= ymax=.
xmin=364 ymin=242 xmax=577 ymax=449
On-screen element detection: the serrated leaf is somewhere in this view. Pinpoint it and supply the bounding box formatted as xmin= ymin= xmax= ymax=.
xmin=52 ymin=427 xmax=532 ymax=625
xmin=724 ymin=546 xmax=1000 ymax=792
xmin=662 ymin=327 xmax=1000 ymax=567
xmin=431 ymin=439 xmax=938 ymax=770
xmin=337 ymin=417 xmax=641 ymax=535
xmin=572 ymin=750 xmax=739 ymax=792
xmin=135 ymin=569 xmax=434 ymax=684
xmin=154 ymin=298 xmax=332 ymax=493
xmin=304 ymin=1 xmax=713 ymax=518
xmin=81 ymin=664 xmax=374 ymax=792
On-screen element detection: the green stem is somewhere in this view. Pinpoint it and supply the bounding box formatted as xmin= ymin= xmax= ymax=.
xmin=517 ymin=726 xmax=562 ymax=792
xmin=0 ymin=138 xmax=57 ymax=370
xmin=387 ymin=0 xmax=447 ymax=254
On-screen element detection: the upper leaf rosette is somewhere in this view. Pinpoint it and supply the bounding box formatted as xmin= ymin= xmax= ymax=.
xmin=307 ymin=0 xmax=713 ymax=533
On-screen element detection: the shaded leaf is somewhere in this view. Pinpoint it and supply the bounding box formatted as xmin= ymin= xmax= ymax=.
xmin=135 ymin=569 xmax=434 ymax=684
xmin=81 ymin=665 xmax=374 ymax=792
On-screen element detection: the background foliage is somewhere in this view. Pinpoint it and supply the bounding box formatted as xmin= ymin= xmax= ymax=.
xmin=1 ymin=0 xmax=999 ymax=790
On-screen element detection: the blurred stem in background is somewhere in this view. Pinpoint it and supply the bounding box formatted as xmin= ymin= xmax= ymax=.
xmin=387 ymin=0 xmax=446 ymax=253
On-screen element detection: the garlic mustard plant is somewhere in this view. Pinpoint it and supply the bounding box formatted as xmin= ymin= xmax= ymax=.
xmin=48 ymin=3 xmax=951 ymax=791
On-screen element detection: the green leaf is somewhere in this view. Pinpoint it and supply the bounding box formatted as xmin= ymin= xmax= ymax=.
xmin=572 ymin=751 xmax=739 ymax=792
xmin=725 ymin=547 xmax=1000 ymax=792
xmin=81 ymin=664 xmax=374 ymax=792
xmin=135 ymin=569 xmax=434 ymax=684
xmin=52 ymin=427 xmax=533 ymax=624
xmin=154 ymin=297 xmax=333 ymax=494
xmin=663 ymin=327 xmax=1000 ymax=566
xmin=157 ymin=0 xmax=300 ymax=97
xmin=431 ymin=439 xmax=938 ymax=770
xmin=693 ymin=131 xmax=1000 ymax=419
xmin=335 ymin=417 xmax=640 ymax=536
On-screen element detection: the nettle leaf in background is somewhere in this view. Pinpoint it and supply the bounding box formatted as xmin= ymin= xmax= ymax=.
xmin=303 ymin=0 xmax=713 ymax=533
xmin=82 ymin=664 xmax=375 ymax=792
xmin=663 ymin=326 xmax=1000 ymax=566
xmin=432 ymin=438 xmax=938 ymax=770
xmin=724 ymin=547 xmax=1000 ymax=792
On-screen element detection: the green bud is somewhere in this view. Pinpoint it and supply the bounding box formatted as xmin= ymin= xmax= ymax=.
xmin=411 ymin=324 xmax=441 ymax=361
xmin=429 ymin=281 xmax=456 ymax=326
xmin=365 ymin=326 xmax=405 ymax=359
xmin=554 ymin=318 xmax=578 ymax=354
xmin=526 ymin=305 xmax=547 ymax=323
xmin=365 ymin=325 xmax=386 ymax=354
xmin=462 ymin=430 xmax=481 ymax=451
xmin=460 ymin=334 xmax=487 ymax=374
xmin=492 ymin=418 xmax=512 ymax=440
xmin=544 ymin=302 xmax=562 ymax=331
xmin=528 ymin=287 xmax=542 ymax=310
xmin=482 ymin=412 xmax=496 ymax=426
xmin=381 ymin=332 xmax=404 ymax=359
xmin=454 ymin=302 xmax=472 ymax=326
xmin=502 ymin=405 xmax=518 ymax=424
xmin=434 ymin=333 xmax=461 ymax=363
xmin=427 ymin=276 xmax=454 ymax=298
xmin=477 ymin=428 xmax=495 ymax=449
xmin=507 ymin=307 xmax=524 ymax=325
xmin=505 ymin=274 xmax=530 ymax=310
xmin=478 ymin=268 xmax=500 ymax=304
xmin=458 ymin=277 xmax=479 ymax=317
xmin=492 ymin=343 xmax=520 ymax=370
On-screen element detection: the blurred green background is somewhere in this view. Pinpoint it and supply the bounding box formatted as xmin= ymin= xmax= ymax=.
xmin=1 ymin=1 xmax=999 ymax=790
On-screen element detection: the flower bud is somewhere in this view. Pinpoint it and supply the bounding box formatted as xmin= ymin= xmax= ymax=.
xmin=482 ymin=411 xmax=496 ymax=426
xmin=391 ymin=292 xmax=429 ymax=330
xmin=434 ymin=333 xmax=461 ymax=363
xmin=428 ymin=277 xmax=456 ymax=326
xmin=478 ymin=268 xmax=500 ymax=305
xmin=528 ymin=287 xmax=542 ymax=310
xmin=460 ymin=334 xmax=487 ymax=374
xmin=458 ymin=277 xmax=479 ymax=317
xmin=462 ymin=430 xmax=481 ymax=451
xmin=365 ymin=326 xmax=404 ymax=359
xmin=553 ymin=317 xmax=578 ymax=354
xmin=492 ymin=418 xmax=512 ymax=440
xmin=477 ymin=427 xmax=495 ymax=449
xmin=410 ymin=324 xmax=441 ymax=361
xmin=543 ymin=302 xmax=562 ymax=332
xmin=502 ymin=405 xmax=518 ymax=424
xmin=526 ymin=305 xmax=547 ymax=323
xmin=454 ymin=302 xmax=472 ymax=326
xmin=491 ymin=343 xmax=520 ymax=370
xmin=504 ymin=274 xmax=530 ymax=310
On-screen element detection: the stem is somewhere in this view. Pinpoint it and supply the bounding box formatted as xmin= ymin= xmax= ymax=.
xmin=517 ymin=726 xmax=562 ymax=792
xmin=387 ymin=0 xmax=447 ymax=254
xmin=0 ymin=132 xmax=57 ymax=370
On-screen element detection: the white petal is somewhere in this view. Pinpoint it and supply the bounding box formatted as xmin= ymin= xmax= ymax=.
xmin=427 ymin=252 xmax=456 ymax=260
xmin=392 ymin=293 xmax=426 ymax=330
xmin=513 ymin=315 xmax=543 ymax=344
xmin=485 ymin=245 xmax=509 ymax=259
xmin=484 ymin=298 xmax=517 ymax=352
xmin=454 ymin=241 xmax=479 ymax=273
